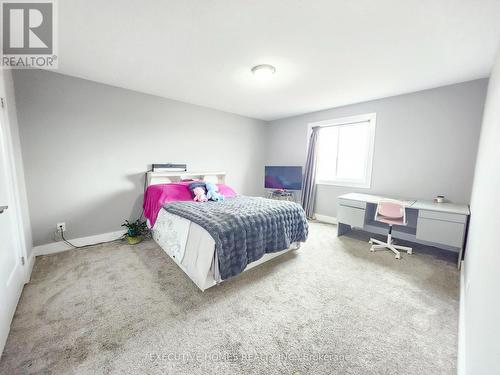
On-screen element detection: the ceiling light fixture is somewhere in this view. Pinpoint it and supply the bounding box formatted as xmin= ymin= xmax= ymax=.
xmin=251 ymin=64 xmax=276 ymax=80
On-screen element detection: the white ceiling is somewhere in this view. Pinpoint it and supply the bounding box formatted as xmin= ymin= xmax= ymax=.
xmin=58 ymin=0 xmax=500 ymax=121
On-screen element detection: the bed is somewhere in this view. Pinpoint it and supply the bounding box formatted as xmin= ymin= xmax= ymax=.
xmin=143 ymin=171 xmax=308 ymax=291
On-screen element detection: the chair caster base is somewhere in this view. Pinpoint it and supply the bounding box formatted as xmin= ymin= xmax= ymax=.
xmin=369 ymin=237 xmax=410 ymax=260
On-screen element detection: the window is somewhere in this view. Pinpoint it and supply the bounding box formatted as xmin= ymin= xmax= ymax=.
xmin=312 ymin=113 xmax=376 ymax=188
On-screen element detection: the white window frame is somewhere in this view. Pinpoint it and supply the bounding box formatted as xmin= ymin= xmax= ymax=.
xmin=308 ymin=113 xmax=376 ymax=189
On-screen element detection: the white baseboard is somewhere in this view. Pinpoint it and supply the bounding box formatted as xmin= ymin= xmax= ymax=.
xmin=33 ymin=230 xmax=126 ymax=257
xmin=314 ymin=214 xmax=338 ymax=224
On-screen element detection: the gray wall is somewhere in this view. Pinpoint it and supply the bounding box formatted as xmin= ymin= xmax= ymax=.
xmin=266 ymin=79 xmax=488 ymax=217
xmin=461 ymin=51 xmax=500 ymax=374
xmin=13 ymin=70 xmax=267 ymax=246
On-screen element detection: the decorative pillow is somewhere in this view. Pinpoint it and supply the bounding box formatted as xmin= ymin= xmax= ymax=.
xmin=217 ymin=184 xmax=237 ymax=198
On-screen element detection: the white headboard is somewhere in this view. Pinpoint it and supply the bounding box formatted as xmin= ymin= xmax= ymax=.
xmin=146 ymin=171 xmax=226 ymax=186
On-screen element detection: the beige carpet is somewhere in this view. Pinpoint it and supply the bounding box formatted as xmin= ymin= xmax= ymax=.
xmin=0 ymin=222 xmax=459 ymax=374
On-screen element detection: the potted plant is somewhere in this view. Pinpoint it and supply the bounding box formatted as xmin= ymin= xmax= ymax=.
xmin=121 ymin=219 xmax=148 ymax=245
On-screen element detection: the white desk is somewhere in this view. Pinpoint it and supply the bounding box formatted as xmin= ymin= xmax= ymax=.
xmin=337 ymin=193 xmax=470 ymax=267
xmin=337 ymin=193 xmax=417 ymax=207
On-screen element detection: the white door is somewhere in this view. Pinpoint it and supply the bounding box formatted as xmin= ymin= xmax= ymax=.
xmin=0 ymin=76 xmax=25 ymax=355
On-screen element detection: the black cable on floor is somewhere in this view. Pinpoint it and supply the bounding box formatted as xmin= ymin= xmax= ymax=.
xmin=61 ymin=230 xmax=124 ymax=249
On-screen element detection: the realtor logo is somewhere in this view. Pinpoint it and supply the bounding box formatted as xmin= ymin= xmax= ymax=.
xmin=1 ymin=0 xmax=58 ymax=68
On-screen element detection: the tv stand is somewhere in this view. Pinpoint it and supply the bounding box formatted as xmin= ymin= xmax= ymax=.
xmin=267 ymin=189 xmax=295 ymax=202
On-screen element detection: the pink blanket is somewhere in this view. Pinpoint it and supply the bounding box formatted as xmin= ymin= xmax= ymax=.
xmin=143 ymin=182 xmax=237 ymax=226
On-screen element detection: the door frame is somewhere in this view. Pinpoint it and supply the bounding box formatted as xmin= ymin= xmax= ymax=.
xmin=0 ymin=69 xmax=31 ymax=283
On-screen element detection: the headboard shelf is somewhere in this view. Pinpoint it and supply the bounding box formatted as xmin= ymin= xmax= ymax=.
xmin=146 ymin=171 xmax=226 ymax=186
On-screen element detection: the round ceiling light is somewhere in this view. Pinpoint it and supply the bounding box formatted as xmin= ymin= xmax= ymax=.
xmin=251 ymin=64 xmax=276 ymax=80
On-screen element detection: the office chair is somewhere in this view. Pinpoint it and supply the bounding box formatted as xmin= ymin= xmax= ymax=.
xmin=369 ymin=200 xmax=412 ymax=259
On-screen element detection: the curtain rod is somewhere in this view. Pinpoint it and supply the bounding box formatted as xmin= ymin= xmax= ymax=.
xmin=312 ymin=119 xmax=370 ymax=129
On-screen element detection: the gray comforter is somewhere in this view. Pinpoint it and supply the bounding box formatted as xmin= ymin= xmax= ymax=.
xmin=163 ymin=196 xmax=308 ymax=280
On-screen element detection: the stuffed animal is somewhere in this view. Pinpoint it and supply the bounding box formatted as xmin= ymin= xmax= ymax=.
xmin=192 ymin=186 xmax=208 ymax=202
xmin=188 ymin=181 xmax=208 ymax=202
xmin=205 ymin=182 xmax=225 ymax=202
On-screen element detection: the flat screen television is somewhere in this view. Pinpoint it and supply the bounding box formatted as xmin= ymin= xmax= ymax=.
xmin=265 ymin=166 xmax=303 ymax=191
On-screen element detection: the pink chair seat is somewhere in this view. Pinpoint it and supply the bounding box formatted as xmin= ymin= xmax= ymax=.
xmin=375 ymin=201 xmax=406 ymax=226
xmin=376 ymin=215 xmax=405 ymax=225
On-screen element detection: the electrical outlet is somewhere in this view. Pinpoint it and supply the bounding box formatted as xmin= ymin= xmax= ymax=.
xmin=56 ymin=222 xmax=66 ymax=232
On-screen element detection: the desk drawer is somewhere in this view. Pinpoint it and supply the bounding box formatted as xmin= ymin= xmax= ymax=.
xmin=418 ymin=210 xmax=467 ymax=224
xmin=416 ymin=217 xmax=465 ymax=248
xmin=338 ymin=204 xmax=366 ymax=228
xmin=338 ymin=198 xmax=367 ymax=209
